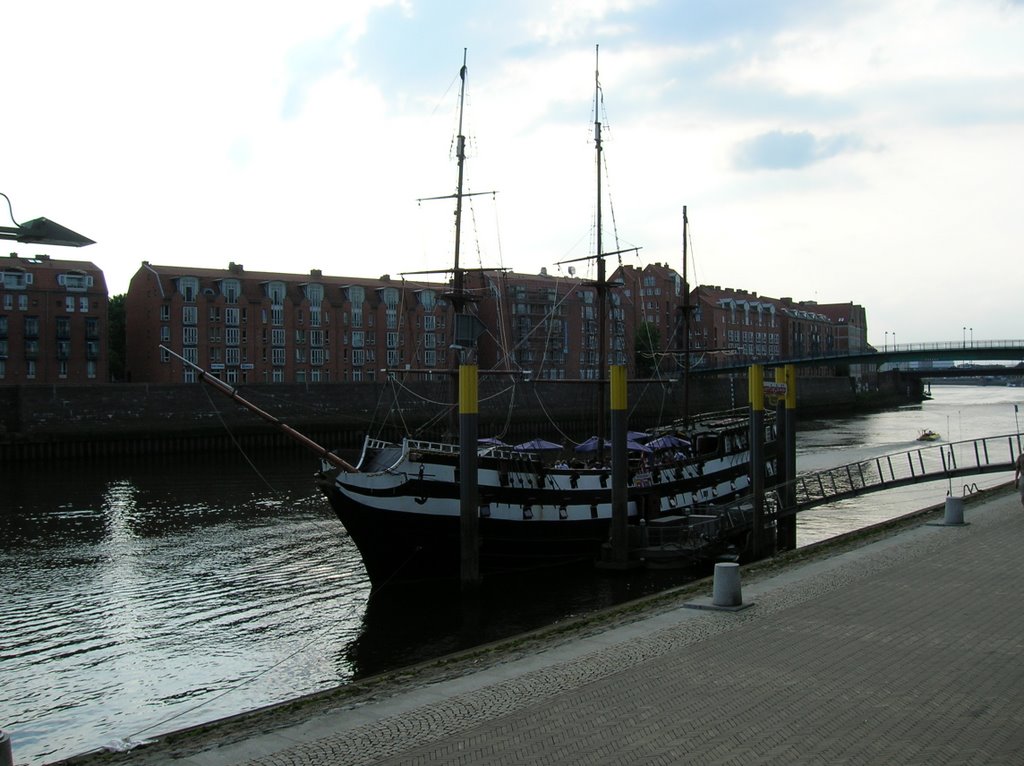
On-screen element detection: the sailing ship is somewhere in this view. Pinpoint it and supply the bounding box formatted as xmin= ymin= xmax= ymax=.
xmin=313 ymin=49 xmax=775 ymax=583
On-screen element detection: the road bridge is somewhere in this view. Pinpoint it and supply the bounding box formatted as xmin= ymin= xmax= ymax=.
xmin=690 ymin=339 xmax=1024 ymax=376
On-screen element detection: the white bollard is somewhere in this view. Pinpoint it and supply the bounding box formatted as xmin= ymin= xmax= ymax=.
xmin=712 ymin=562 xmax=743 ymax=607
xmin=944 ymin=496 xmax=965 ymax=525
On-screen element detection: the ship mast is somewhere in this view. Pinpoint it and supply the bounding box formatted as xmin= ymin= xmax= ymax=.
xmin=681 ymin=205 xmax=691 ymax=423
xmin=594 ymin=44 xmax=608 ymax=459
xmin=451 ymin=49 xmax=469 ymax=315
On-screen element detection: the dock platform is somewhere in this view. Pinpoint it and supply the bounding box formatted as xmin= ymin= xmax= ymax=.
xmin=60 ymin=487 xmax=1024 ymax=765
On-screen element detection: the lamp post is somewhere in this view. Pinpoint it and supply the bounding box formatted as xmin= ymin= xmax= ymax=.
xmin=970 ymin=327 xmax=973 ymax=347
xmin=884 ymin=331 xmax=889 ymax=351
xmin=962 ymin=326 xmax=966 ymax=348
xmin=0 ymin=193 xmax=94 ymax=247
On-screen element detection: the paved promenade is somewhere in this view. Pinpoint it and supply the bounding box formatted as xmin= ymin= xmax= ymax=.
xmin=71 ymin=489 xmax=1024 ymax=765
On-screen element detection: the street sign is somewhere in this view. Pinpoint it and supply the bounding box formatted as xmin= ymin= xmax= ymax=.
xmin=763 ymin=381 xmax=788 ymax=397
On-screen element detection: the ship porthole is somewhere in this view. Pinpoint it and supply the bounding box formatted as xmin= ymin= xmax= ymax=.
xmin=523 ymin=505 xmax=533 ymax=520
xmin=559 ymin=505 xmax=568 ymax=520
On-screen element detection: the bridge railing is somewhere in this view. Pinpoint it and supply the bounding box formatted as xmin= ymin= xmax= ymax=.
xmin=786 ymin=432 xmax=1024 ymax=511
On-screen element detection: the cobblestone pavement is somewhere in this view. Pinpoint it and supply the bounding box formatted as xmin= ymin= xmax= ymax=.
xmin=71 ymin=490 xmax=1024 ymax=765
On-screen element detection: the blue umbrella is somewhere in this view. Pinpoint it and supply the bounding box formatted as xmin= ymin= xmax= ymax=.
xmin=574 ymin=436 xmax=608 ymax=452
xmin=646 ymin=435 xmax=688 ymax=451
xmin=628 ymin=430 xmax=650 ymax=441
xmin=576 ymin=436 xmax=651 ymax=453
xmin=513 ymin=438 xmax=562 ymax=451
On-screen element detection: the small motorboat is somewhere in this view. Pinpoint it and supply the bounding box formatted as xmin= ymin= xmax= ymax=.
xmin=917 ymin=429 xmax=941 ymax=442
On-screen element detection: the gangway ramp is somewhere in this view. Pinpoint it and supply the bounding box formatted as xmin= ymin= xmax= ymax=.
xmin=790 ymin=432 xmax=1023 ymax=511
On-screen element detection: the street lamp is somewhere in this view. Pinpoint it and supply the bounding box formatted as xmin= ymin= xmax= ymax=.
xmin=962 ymin=326 xmax=966 ymax=348
xmin=884 ymin=331 xmax=889 ymax=351
xmin=0 ymin=192 xmax=94 ymax=247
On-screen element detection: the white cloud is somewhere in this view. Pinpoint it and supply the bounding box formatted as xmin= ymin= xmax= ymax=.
xmin=2 ymin=0 xmax=1022 ymax=345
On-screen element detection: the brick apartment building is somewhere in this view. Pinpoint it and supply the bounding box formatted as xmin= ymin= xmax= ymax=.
xmin=124 ymin=261 xmax=870 ymax=385
xmin=0 ymin=252 xmax=108 ymax=384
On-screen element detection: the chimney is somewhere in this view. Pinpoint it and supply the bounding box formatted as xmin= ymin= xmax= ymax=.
xmin=310 ymin=268 xmax=322 ymax=278
xmin=228 ymin=262 xmax=244 ymax=274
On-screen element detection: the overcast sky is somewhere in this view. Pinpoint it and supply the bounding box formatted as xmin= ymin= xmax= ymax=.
xmin=4 ymin=0 xmax=1022 ymax=345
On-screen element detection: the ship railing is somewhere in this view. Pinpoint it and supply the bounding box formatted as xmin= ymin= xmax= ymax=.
xmin=405 ymin=438 xmax=460 ymax=456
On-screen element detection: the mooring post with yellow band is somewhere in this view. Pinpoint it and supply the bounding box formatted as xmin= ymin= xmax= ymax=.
xmin=748 ymin=364 xmax=766 ymax=559
xmin=459 ymin=363 xmax=480 ymax=587
xmin=775 ymin=364 xmax=797 ymax=550
xmin=609 ymin=365 xmax=629 ymax=566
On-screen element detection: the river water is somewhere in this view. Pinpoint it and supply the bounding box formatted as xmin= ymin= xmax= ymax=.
xmin=2 ymin=384 xmax=1022 ymax=764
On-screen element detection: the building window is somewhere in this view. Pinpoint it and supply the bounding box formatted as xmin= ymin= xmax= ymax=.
xmin=221 ymin=279 xmax=241 ymax=303
xmin=311 ymin=348 xmax=325 ymax=366
xmin=183 ymin=327 xmax=198 ymax=345
xmin=18 ymin=295 xmax=27 ymax=311
xmin=58 ymin=272 xmax=93 ymax=291
xmin=266 ymin=281 xmax=286 ymax=304
xmin=352 ymin=349 xmax=365 ymax=366
xmin=160 ymin=304 xmax=170 ymax=321
xmin=225 ymin=307 xmax=240 ymax=326
xmin=1 ymin=269 xmax=32 ymax=289
xmin=65 ymin=296 xmax=76 ymax=313
xmin=80 ymin=297 xmax=90 ymax=313
xmin=271 ymin=347 xmax=286 ymax=366
xmin=304 ymin=283 xmax=324 ymax=304
xmin=386 ymin=332 xmax=398 ymax=349
xmin=271 ymin=328 xmax=285 ymax=346
xmin=26 ymin=359 xmax=36 ymax=379
xmin=225 ymin=327 xmax=240 ymax=346
xmin=425 ymin=349 xmax=436 ymax=367
xmin=182 ymin=305 xmax=198 ymax=325
xmin=178 ymin=276 xmax=199 ymax=302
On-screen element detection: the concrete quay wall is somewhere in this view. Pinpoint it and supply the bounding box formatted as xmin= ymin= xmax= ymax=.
xmin=0 ymin=373 xmax=919 ymax=462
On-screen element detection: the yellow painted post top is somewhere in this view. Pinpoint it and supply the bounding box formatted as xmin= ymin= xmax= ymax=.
xmin=785 ymin=363 xmax=797 ymax=409
xmin=610 ymin=365 xmax=627 ymax=411
xmin=748 ymin=364 xmax=764 ymax=410
xmin=459 ymin=364 xmax=479 ymax=414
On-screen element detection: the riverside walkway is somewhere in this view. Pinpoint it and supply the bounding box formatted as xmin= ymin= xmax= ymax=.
xmin=64 ymin=487 xmax=1024 ymax=766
